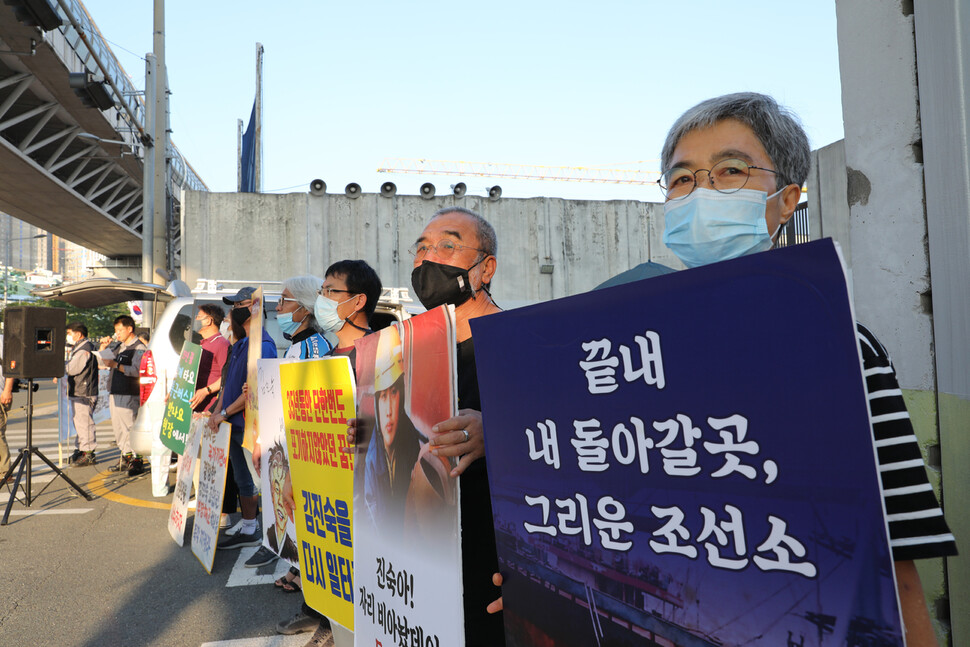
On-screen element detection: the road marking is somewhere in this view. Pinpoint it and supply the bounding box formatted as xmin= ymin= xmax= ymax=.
xmin=4 ymin=508 xmax=94 ymax=516
xmin=86 ymin=470 xmax=171 ymax=510
xmin=200 ymin=636 xmax=309 ymax=647
xmin=226 ymin=545 xmax=293 ymax=587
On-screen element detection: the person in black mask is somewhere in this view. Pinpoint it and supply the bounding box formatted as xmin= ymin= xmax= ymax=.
xmin=208 ymin=286 xmax=278 ymax=549
xmin=409 ymin=206 xmax=505 ymax=646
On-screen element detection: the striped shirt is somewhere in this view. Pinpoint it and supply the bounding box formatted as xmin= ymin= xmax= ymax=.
xmin=857 ymin=323 xmax=957 ymax=561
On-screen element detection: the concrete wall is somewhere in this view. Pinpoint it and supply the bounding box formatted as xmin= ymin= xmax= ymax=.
xmin=836 ymin=1 xmax=966 ymax=644
xmin=913 ymin=2 xmax=970 ymax=645
xmin=180 ymin=190 xmax=677 ymax=304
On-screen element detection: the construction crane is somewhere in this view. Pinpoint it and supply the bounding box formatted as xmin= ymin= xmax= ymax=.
xmin=377 ymin=158 xmax=660 ymax=186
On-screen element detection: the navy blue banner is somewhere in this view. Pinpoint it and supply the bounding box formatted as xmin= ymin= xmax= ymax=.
xmin=240 ymin=102 xmax=257 ymax=193
xmin=471 ymin=240 xmax=902 ymax=647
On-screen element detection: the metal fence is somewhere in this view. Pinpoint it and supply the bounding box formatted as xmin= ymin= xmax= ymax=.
xmin=777 ymin=201 xmax=810 ymax=247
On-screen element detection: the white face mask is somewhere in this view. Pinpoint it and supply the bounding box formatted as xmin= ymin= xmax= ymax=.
xmin=662 ymin=187 xmax=784 ymax=268
xmin=66 ymin=334 xmax=76 ymax=346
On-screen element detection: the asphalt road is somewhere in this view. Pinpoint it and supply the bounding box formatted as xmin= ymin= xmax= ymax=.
xmin=0 ymin=382 xmax=316 ymax=647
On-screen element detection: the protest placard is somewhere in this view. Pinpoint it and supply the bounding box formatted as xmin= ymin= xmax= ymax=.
xmin=280 ymin=356 xmax=357 ymax=628
xmin=353 ymin=307 xmax=462 ymax=646
xmin=243 ymin=286 xmax=264 ymax=451
xmin=471 ymin=240 xmax=904 ymax=647
xmin=160 ymin=341 xmax=203 ymax=454
xmin=191 ymin=420 xmax=231 ymax=573
xmin=257 ymin=357 xmax=299 ymax=566
xmin=168 ymin=415 xmax=205 ymax=545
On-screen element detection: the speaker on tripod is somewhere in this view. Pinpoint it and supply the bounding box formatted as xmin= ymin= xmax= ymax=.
xmin=2 ymin=307 xmax=92 ymax=525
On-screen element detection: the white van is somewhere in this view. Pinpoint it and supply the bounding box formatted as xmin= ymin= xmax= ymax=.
xmin=34 ymin=278 xmax=420 ymax=457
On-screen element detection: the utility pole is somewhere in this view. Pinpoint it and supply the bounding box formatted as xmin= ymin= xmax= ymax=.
xmin=152 ymin=0 xmax=168 ymax=282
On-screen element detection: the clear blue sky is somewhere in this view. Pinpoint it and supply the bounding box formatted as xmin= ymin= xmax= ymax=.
xmin=81 ymin=1 xmax=844 ymax=202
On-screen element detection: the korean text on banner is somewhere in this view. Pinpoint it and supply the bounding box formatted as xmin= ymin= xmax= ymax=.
xmin=191 ymin=420 xmax=231 ymax=574
xmin=281 ymin=356 xmax=357 ymax=629
xmin=160 ymin=341 xmax=203 ymax=455
xmin=353 ymin=307 xmax=463 ymax=647
xmin=243 ymin=287 xmax=265 ymax=451
xmin=471 ymin=239 xmax=905 ymax=647
xmin=257 ymin=357 xmax=299 ymax=566
xmin=168 ymin=416 xmax=205 ymax=545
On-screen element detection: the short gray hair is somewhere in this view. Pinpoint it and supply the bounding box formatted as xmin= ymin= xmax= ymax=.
xmin=431 ymin=206 xmax=498 ymax=257
xmin=282 ymin=275 xmax=324 ymax=332
xmin=660 ymin=92 xmax=811 ymax=190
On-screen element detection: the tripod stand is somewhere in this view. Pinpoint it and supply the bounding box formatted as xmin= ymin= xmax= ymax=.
xmin=2 ymin=378 xmax=93 ymax=525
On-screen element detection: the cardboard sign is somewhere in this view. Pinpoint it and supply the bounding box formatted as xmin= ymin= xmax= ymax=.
xmin=281 ymin=356 xmax=357 ymax=629
xmin=243 ymin=286 xmax=265 ymax=452
xmin=353 ymin=307 xmax=463 ymax=646
xmin=471 ymin=240 xmax=904 ymax=647
xmin=168 ymin=415 xmax=205 ymax=545
xmin=191 ymin=420 xmax=231 ymax=574
xmin=257 ymin=357 xmax=299 ymax=566
xmin=160 ymin=341 xmax=203 ymax=454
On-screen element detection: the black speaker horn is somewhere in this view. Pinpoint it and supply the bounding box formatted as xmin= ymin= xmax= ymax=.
xmin=488 ymin=185 xmax=502 ymax=201
xmin=345 ymin=183 xmax=361 ymax=199
xmin=309 ymin=179 xmax=326 ymax=196
xmin=380 ymin=182 xmax=397 ymax=198
xmin=452 ymin=182 xmax=467 ymax=198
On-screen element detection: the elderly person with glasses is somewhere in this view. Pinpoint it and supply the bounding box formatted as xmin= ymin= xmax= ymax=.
xmin=277 ymin=275 xmax=334 ymax=360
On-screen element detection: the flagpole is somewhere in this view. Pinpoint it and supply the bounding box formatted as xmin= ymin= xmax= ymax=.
xmin=255 ymin=43 xmax=263 ymax=193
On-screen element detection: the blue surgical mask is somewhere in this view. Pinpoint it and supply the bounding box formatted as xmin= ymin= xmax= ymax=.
xmin=313 ymin=294 xmax=353 ymax=333
xmin=662 ymin=187 xmax=784 ymax=268
xmin=276 ymin=310 xmax=305 ymax=336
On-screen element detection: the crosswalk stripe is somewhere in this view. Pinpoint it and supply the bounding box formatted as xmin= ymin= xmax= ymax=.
xmin=225 ymin=546 xmax=294 ymax=587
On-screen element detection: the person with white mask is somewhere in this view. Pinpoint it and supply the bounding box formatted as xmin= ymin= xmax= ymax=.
xmin=651 ymin=92 xmax=955 ymax=646
xmin=64 ymin=322 xmax=99 ymax=467
xmin=277 ymin=275 xmax=333 ymax=360
xmin=278 ymin=260 xmax=381 ymax=647
xmin=246 ymin=276 xmax=332 ymax=572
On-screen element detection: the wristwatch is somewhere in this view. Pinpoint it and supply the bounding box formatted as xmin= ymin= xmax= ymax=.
xmin=220 ymin=408 xmax=227 ymax=418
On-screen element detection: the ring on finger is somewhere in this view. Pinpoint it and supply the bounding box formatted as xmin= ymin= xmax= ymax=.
xmin=460 ymin=429 xmax=470 ymax=442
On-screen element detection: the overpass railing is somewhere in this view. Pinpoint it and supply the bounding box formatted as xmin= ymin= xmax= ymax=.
xmin=52 ymin=0 xmax=207 ymax=192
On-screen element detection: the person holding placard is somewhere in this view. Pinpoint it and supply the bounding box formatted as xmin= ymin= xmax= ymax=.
xmin=489 ymin=92 xmax=957 ymax=647
xmin=409 ymin=207 xmax=505 ymax=647
xmin=280 ymin=260 xmax=381 ymax=647
xmin=208 ymin=287 xmax=277 ymax=550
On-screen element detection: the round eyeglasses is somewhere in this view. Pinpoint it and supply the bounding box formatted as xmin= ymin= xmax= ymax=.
xmin=658 ymin=158 xmax=790 ymax=200
xmin=408 ymin=239 xmax=486 ymax=260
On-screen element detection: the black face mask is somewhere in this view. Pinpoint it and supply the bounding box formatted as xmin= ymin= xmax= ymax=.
xmin=231 ymin=306 xmax=251 ymax=326
xmin=411 ymin=259 xmax=484 ymax=310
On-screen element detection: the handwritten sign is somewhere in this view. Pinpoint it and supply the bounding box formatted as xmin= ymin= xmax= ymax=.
xmin=281 ymin=356 xmax=357 ymax=629
xmin=191 ymin=420 xmax=231 ymax=573
xmin=168 ymin=415 xmax=205 ymax=545
xmin=471 ymin=240 xmax=904 ymax=647
xmin=160 ymin=341 xmax=203 ymax=454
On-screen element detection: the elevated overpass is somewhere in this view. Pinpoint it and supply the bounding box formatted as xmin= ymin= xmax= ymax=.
xmin=0 ymin=0 xmax=205 ymax=265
